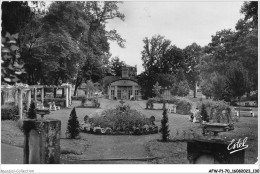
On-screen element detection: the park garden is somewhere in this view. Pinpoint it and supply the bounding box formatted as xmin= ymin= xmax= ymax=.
xmin=1 ymin=1 xmax=258 ymax=164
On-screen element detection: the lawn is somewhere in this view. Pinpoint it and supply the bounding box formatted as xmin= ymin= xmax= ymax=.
xmin=1 ymin=98 xmax=258 ymax=164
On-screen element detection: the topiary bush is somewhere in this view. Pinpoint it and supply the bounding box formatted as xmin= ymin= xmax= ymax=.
xmin=201 ymin=103 xmax=209 ymax=122
xmin=161 ymin=109 xmax=170 ymax=142
xmin=1 ymin=104 xmax=19 ymax=120
xmin=27 ymin=102 xmax=36 ymax=119
xmin=175 ymin=100 xmax=192 ymax=115
xmin=67 ymin=107 xmax=80 ymax=139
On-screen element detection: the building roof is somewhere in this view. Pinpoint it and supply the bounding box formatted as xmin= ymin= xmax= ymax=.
xmin=103 ymin=76 xmax=138 ymax=86
xmin=109 ymin=77 xmax=138 ymax=84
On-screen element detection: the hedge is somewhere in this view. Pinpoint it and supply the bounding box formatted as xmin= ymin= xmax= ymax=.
xmin=1 ymin=104 xmax=19 ymax=120
xmin=71 ymin=96 xmax=86 ymax=101
xmin=146 ymin=97 xmax=193 ymax=115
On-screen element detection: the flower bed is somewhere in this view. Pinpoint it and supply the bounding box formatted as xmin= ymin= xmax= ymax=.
xmin=80 ymin=105 xmax=158 ymax=135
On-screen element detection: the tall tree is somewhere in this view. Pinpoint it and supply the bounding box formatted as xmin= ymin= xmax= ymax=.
xmin=226 ymin=62 xmax=250 ymax=118
xmin=184 ymin=43 xmax=203 ymax=98
xmin=139 ymin=35 xmax=186 ymax=98
xmin=73 ymin=1 xmax=125 ymax=94
xmin=141 ymin=35 xmax=171 ymax=74
xmin=240 ymin=1 xmax=258 ymax=28
xmin=110 ymin=57 xmax=125 ymax=76
xmin=1 ymin=1 xmax=45 ymax=84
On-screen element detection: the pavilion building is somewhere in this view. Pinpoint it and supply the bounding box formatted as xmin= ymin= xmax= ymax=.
xmin=104 ymin=65 xmax=141 ymax=100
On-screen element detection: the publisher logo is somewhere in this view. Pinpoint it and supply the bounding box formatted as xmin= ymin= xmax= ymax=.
xmin=227 ymin=137 xmax=248 ymax=154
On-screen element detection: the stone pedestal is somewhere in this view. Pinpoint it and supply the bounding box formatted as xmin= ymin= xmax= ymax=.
xmin=187 ymin=138 xmax=245 ymax=164
xmin=23 ymin=119 xmax=61 ymax=164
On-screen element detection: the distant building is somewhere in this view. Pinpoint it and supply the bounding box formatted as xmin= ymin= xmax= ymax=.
xmin=103 ymin=65 xmax=141 ymax=100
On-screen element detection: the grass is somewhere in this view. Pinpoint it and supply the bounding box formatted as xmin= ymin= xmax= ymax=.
xmin=1 ymin=98 xmax=258 ymax=164
xmin=146 ymin=116 xmax=258 ymax=164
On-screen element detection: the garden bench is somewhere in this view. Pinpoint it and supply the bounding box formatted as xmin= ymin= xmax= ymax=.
xmin=234 ymin=108 xmax=255 ymax=117
xmin=166 ymin=103 xmax=176 ymax=113
xmin=48 ymin=102 xmax=60 ymax=111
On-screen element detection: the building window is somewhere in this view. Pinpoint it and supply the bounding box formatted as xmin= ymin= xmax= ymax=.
xmin=111 ymin=90 xmax=115 ymax=99
xmin=117 ymin=90 xmax=121 ymax=99
xmin=128 ymin=90 xmax=132 ymax=99
xmin=135 ymin=90 xmax=139 ymax=99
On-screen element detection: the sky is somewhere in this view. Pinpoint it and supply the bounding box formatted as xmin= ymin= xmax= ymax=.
xmin=105 ymin=1 xmax=244 ymax=74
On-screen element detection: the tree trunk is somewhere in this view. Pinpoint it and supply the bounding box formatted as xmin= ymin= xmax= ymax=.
xmin=239 ymin=97 xmax=241 ymax=119
xmin=193 ymin=81 xmax=197 ymax=98
xmin=73 ymin=77 xmax=82 ymax=96
xmin=54 ymin=88 xmax=57 ymax=98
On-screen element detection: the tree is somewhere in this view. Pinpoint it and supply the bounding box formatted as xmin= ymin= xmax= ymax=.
xmin=67 ymin=107 xmax=80 ymax=139
xmin=141 ymin=35 xmax=171 ymax=74
xmin=226 ymin=63 xmax=250 ymax=118
xmin=160 ymin=46 xmax=185 ymax=74
xmin=2 ymin=1 xmax=48 ymax=85
xmin=153 ymin=82 xmax=162 ymax=98
xmin=139 ymin=35 xmax=185 ymax=99
xmin=27 ymin=102 xmax=36 ymax=119
xmin=201 ymin=104 xmax=209 ymax=122
xmin=161 ymin=108 xmax=170 ymax=142
xmin=38 ymin=2 xmax=88 ymax=85
xmin=170 ymin=69 xmax=190 ymax=97
xmin=184 ymin=43 xmax=203 ymax=98
xmin=110 ymin=57 xmax=125 ymax=76
xmin=175 ymin=81 xmax=190 ymax=97
xmin=240 ymin=1 xmax=258 ymax=28
xmin=73 ymin=1 xmax=125 ymax=93
xmin=211 ymin=73 xmax=227 ymax=100
xmin=137 ymin=71 xmax=157 ymax=99
xmin=200 ymin=79 xmax=213 ymax=99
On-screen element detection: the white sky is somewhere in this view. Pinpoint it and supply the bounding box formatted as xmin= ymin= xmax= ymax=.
xmin=105 ymin=1 xmax=244 ymax=74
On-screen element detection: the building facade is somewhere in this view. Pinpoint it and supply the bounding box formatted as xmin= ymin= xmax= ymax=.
xmin=106 ymin=65 xmax=141 ymax=100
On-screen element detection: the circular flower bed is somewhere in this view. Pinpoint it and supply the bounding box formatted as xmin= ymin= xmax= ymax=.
xmin=80 ymin=104 xmax=158 ymax=135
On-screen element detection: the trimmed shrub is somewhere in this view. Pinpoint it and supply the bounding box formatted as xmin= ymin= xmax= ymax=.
xmin=161 ymin=109 xmax=170 ymax=142
xmin=27 ymin=102 xmax=36 ymax=119
xmin=1 ymin=104 xmax=19 ymax=120
xmin=67 ymin=107 xmax=80 ymax=139
xmin=71 ymin=96 xmax=86 ymax=101
xmin=176 ymin=100 xmax=192 ymax=115
xmin=201 ymin=103 xmax=209 ymax=122
xmin=197 ymin=100 xmax=234 ymax=123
